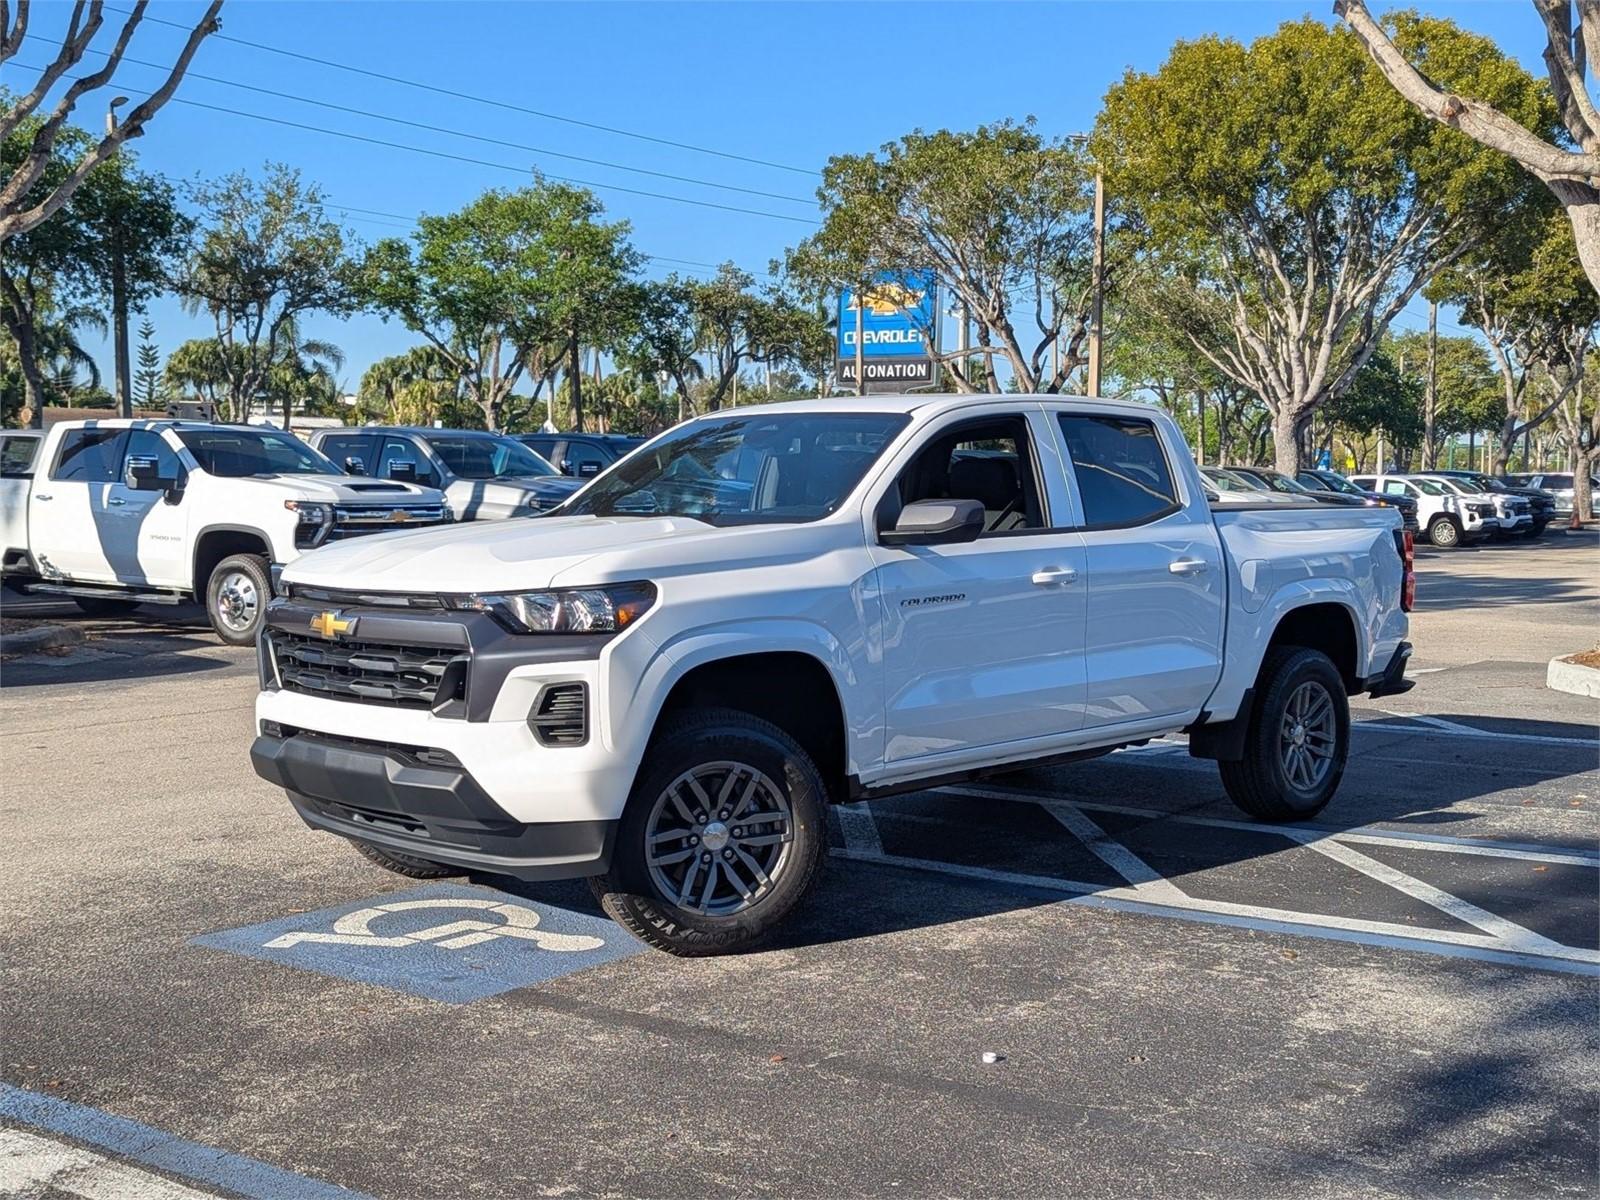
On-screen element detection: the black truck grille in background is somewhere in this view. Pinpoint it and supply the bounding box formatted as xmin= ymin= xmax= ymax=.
xmin=270 ymin=631 xmax=467 ymax=711
xmin=530 ymin=683 xmax=587 ymax=746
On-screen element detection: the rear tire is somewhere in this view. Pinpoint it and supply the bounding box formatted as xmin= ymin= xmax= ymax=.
xmin=351 ymin=839 xmax=458 ymax=879
xmin=205 ymin=553 xmax=270 ymax=646
xmin=1219 ymin=647 xmax=1349 ymax=822
xmin=72 ymin=596 xmax=136 ymax=617
xmin=1427 ymin=516 xmax=1461 ymax=548
xmin=589 ymin=708 xmax=827 ymax=956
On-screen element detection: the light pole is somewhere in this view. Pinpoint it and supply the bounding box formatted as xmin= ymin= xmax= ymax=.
xmin=1066 ymin=133 xmax=1106 ymax=397
xmin=106 ymin=96 xmax=132 ymax=419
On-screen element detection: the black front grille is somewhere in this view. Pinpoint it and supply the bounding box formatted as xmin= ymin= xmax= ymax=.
xmin=325 ymin=504 xmax=450 ymax=541
xmin=270 ymin=632 xmax=467 ymax=711
xmin=529 ymin=683 xmax=587 ymax=746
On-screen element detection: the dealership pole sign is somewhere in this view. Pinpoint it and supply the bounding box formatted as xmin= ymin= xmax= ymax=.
xmin=838 ymin=270 xmax=938 ymax=392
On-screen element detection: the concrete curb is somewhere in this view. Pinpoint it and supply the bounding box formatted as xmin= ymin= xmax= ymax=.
xmin=1546 ymin=656 xmax=1600 ymax=699
xmin=0 ymin=623 xmax=84 ymax=657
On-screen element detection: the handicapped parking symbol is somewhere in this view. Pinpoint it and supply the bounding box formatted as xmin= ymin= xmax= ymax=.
xmin=263 ymin=897 xmax=605 ymax=953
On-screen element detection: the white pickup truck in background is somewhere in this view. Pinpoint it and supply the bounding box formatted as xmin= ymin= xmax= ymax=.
xmin=251 ymin=394 xmax=1414 ymax=955
xmin=0 ymin=420 xmax=451 ymax=644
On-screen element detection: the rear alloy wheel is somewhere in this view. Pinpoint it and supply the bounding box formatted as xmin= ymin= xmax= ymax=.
xmin=590 ymin=708 xmax=826 ymax=956
xmin=1219 ymin=647 xmax=1350 ymax=822
xmin=1427 ymin=516 xmax=1461 ymax=548
xmin=206 ymin=553 xmax=270 ymax=646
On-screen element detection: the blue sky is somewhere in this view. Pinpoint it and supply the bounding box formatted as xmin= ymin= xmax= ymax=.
xmin=13 ymin=1 xmax=1546 ymax=391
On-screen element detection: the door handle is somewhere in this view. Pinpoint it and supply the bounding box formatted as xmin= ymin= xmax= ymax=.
xmin=107 ymin=497 xmax=126 ymax=506
xmin=1169 ymin=558 xmax=1209 ymax=576
xmin=34 ymin=494 xmax=51 ymax=501
xmin=1031 ymin=566 xmax=1078 ymax=586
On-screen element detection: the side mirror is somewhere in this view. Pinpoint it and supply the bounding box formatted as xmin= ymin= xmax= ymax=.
xmin=344 ymin=456 xmax=366 ymax=476
xmin=577 ymin=461 xmax=602 ymax=478
xmin=559 ymin=459 xmax=577 ymax=476
xmin=386 ymin=460 xmax=418 ymax=483
xmin=125 ymin=455 xmax=171 ymax=492
xmin=879 ymin=498 xmax=985 ymax=547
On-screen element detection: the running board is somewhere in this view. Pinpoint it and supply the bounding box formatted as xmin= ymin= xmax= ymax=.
xmin=20 ymin=582 xmax=184 ymax=606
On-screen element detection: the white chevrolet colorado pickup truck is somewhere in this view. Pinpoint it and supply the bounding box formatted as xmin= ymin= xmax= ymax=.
xmin=251 ymin=395 xmax=1414 ymax=955
xmin=0 ymin=420 xmax=449 ymax=644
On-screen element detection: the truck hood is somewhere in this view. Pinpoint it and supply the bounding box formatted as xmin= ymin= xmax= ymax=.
xmin=281 ymin=513 xmax=759 ymax=593
xmin=240 ymin=474 xmax=446 ymax=506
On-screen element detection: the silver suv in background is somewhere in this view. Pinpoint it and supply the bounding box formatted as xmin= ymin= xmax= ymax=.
xmin=1507 ymin=472 xmax=1594 ymax=519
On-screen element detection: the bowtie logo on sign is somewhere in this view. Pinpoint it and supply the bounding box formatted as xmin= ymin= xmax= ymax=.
xmin=264 ymin=897 xmax=605 ymax=953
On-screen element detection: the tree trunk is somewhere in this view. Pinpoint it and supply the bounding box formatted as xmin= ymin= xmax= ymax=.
xmin=1271 ymin=407 xmax=1301 ymax=474
xmin=1422 ymin=302 xmax=1437 ymax=469
xmin=568 ymin=334 xmax=583 ymax=432
xmin=1575 ymin=456 xmax=1595 ymax=523
xmin=1550 ymin=182 xmax=1600 ymax=301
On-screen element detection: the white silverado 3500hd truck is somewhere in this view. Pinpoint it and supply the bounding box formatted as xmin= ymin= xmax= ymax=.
xmin=0 ymin=420 xmax=449 ymax=644
xmin=252 ymin=395 xmax=1414 ymax=955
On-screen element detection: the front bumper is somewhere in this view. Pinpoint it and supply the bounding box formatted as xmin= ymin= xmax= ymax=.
xmin=251 ymin=728 xmax=616 ymax=879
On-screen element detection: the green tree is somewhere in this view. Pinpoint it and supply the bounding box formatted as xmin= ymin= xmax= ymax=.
xmin=164 ymin=337 xmax=236 ymax=417
xmin=1391 ymin=329 xmax=1500 ymax=467
xmin=1094 ymin=15 xmax=1549 ymax=471
xmin=1435 ymin=205 xmax=1599 ymax=473
xmin=176 ymin=164 xmax=358 ymax=422
xmin=1339 ymin=0 xmax=1600 ymax=299
xmin=0 ymin=114 xmax=187 ymax=425
xmin=785 ymin=119 xmax=1099 ymax=393
xmin=359 ymin=182 xmax=640 ymax=432
xmin=1325 ymin=345 xmax=1424 ymax=470
xmin=0 ymin=2 xmax=221 ymax=243
xmin=134 ymin=317 xmax=163 ymax=409
xmin=356 ymin=345 xmax=477 ymax=428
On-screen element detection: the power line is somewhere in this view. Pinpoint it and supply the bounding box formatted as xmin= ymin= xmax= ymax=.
xmin=5 ymin=61 xmax=817 ymax=226
xmin=86 ymin=51 xmax=815 ymax=206
xmin=109 ymin=5 xmax=818 ymax=177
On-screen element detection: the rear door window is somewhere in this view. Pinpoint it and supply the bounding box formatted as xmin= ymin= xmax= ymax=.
xmin=1058 ymin=414 xmax=1179 ymax=528
xmin=0 ymin=435 xmax=40 ymax=477
xmin=52 ymin=428 xmax=130 ymax=482
xmin=563 ymin=439 xmax=610 ymax=476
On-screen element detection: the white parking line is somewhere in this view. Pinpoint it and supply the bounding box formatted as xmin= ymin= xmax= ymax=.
xmin=836 ymin=803 xmax=884 ymax=855
xmin=830 ymin=847 xmax=1600 ymax=975
xmin=1038 ymin=801 xmax=1189 ymax=903
xmin=1373 ymin=711 xmax=1598 ymax=747
xmin=0 ymin=1128 xmax=222 ymax=1200
xmin=942 ymin=786 xmax=1600 ymax=867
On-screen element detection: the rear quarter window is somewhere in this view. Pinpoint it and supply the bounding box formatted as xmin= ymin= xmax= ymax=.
xmin=0 ymin=436 xmax=40 ymax=477
xmin=1058 ymin=414 xmax=1179 ymax=528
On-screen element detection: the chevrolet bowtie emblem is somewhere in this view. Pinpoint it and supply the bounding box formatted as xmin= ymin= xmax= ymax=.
xmin=388 ymin=510 xmax=411 ymax=522
xmin=309 ymin=610 xmax=356 ymax=639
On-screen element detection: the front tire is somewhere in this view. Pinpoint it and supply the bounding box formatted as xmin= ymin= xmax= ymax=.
xmin=589 ymin=708 xmax=827 ymax=956
xmin=1427 ymin=516 xmax=1461 ymax=548
xmin=351 ymin=839 xmax=458 ymax=879
xmin=205 ymin=553 xmax=270 ymax=646
xmin=1219 ymin=647 xmax=1349 ymax=822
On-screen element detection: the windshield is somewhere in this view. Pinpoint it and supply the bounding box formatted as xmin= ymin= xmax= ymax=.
xmin=1203 ymin=468 xmax=1252 ymax=491
xmin=1316 ymin=472 xmax=1365 ymax=496
xmin=177 ymin=428 xmax=342 ymax=477
xmin=428 ymin=435 xmax=557 ymax=479
xmin=1253 ymin=470 xmax=1308 ymax=494
xmin=556 ymin=411 xmax=909 ymax=524
xmin=1442 ymin=477 xmax=1483 ymax=493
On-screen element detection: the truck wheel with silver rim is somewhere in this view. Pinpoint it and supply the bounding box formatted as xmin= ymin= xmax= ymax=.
xmin=1219 ymin=646 xmax=1349 ymax=821
xmin=1426 ymin=515 xmax=1461 ymax=548
xmin=205 ymin=552 xmax=271 ymax=646
xmin=590 ymin=708 xmax=826 ymax=956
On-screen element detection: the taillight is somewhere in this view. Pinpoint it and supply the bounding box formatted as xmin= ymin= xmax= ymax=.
xmin=1393 ymin=528 xmax=1415 ymax=612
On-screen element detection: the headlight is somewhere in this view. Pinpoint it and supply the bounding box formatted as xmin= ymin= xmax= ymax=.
xmin=447 ymin=581 xmax=656 ymax=633
xmin=284 ymin=500 xmax=331 ymax=525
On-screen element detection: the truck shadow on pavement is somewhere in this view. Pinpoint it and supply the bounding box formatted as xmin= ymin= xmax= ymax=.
xmin=0 ymin=604 xmax=237 ymax=688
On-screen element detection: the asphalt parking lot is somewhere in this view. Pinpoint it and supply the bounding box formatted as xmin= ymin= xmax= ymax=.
xmin=3 ymin=533 xmax=1596 ymax=1199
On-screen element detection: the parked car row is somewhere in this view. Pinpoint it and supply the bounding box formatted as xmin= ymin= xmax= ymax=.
xmin=1199 ymin=463 xmax=1421 ymax=532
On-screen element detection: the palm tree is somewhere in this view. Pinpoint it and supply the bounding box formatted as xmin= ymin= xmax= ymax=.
xmin=35 ymin=304 xmax=107 ymax=406
xmin=265 ymin=319 xmax=344 ymax=429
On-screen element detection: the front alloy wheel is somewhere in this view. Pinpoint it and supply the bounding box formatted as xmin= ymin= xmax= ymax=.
xmin=643 ymin=762 xmax=795 ymax=917
xmin=591 ymin=708 xmax=826 ymax=956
